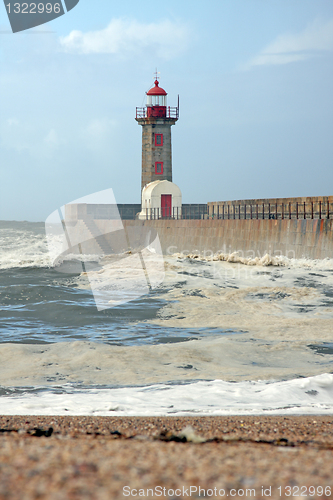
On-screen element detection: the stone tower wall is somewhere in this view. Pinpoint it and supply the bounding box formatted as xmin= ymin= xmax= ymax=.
xmin=139 ymin=119 xmax=176 ymax=192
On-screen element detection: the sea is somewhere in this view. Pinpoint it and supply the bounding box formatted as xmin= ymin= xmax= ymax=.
xmin=1 ymin=219 xmax=333 ymax=416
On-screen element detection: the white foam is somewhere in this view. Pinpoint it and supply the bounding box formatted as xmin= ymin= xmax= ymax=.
xmin=153 ymin=255 xmax=333 ymax=340
xmin=0 ymin=226 xmax=101 ymax=270
xmin=0 ymin=227 xmax=50 ymax=269
xmin=174 ymin=252 xmax=333 ymax=271
xmin=1 ymin=374 xmax=333 ymax=416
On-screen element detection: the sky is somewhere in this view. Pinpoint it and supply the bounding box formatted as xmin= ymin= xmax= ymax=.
xmin=0 ymin=0 xmax=333 ymax=221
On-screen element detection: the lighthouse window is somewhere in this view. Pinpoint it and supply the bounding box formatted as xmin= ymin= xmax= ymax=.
xmin=155 ymin=162 xmax=163 ymax=175
xmin=151 ymin=95 xmax=166 ymax=106
xmin=155 ymin=134 xmax=163 ymax=146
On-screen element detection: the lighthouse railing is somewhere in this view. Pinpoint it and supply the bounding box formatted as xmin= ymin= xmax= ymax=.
xmin=136 ymin=107 xmax=179 ymax=119
xmin=207 ymin=201 xmax=332 ymax=220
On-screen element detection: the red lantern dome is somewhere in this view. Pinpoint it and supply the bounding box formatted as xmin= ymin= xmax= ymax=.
xmin=147 ymin=80 xmax=167 ymax=96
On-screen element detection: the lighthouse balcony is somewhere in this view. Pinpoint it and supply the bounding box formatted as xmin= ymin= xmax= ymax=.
xmin=136 ymin=106 xmax=179 ymax=120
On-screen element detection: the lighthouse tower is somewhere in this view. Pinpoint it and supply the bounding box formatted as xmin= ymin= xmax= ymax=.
xmin=136 ymin=76 xmax=181 ymax=220
xmin=135 ymin=77 xmax=179 ymax=193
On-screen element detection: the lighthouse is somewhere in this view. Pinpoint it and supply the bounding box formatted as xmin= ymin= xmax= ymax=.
xmin=136 ymin=76 xmax=181 ymax=219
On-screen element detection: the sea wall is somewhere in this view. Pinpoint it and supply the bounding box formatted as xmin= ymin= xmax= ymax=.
xmin=67 ymin=218 xmax=333 ymax=260
xmin=122 ymin=219 xmax=333 ymax=260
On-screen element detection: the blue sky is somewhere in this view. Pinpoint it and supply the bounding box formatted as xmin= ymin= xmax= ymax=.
xmin=1 ymin=0 xmax=333 ymax=221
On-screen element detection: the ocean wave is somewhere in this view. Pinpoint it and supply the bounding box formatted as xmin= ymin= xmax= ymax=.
xmin=0 ymin=337 xmax=331 ymax=388
xmin=173 ymin=252 xmax=333 ymax=270
xmin=0 ymin=229 xmax=101 ymax=270
xmin=1 ymin=373 xmax=333 ymax=416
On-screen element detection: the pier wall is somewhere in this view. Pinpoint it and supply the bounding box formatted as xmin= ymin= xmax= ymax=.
xmin=122 ymin=219 xmax=333 ymax=260
xmin=64 ymin=196 xmax=333 ymax=260
xmin=68 ymin=218 xmax=333 ymax=260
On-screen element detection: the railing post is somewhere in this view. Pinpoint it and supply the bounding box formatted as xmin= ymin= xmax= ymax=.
xmin=319 ymin=201 xmax=322 ymax=219
xmin=250 ymin=204 xmax=252 ymax=220
xmin=296 ymin=202 xmax=298 ymax=219
xmin=268 ymin=203 xmax=270 ymax=219
xmin=244 ymin=204 xmax=246 ymax=220
xmin=281 ymin=203 xmax=284 ymax=220
xmin=327 ymin=201 xmax=330 ymax=219
xmin=217 ymin=205 xmax=220 ymax=219
xmin=234 ymin=205 xmax=235 ymax=220
xmin=239 ymin=204 xmax=241 ymax=220
xmin=304 ymin=201 xmax=306 ymax=220
xmin=311 ymin=202 xmax=314 ymax=219
xmin=228 ymin=205 xmax=230 ymax=220
xmin=289 ymin=202 xmax=291 ymax=219
xmin=262 ymin=203 xmax=265 ymax=220
xmin=222 ymin=205 xmax=225 ymax=220
xmin=256 ymin=204 xmax=258 ymax=220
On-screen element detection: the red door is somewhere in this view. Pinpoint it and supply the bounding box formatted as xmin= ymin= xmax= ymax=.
xmin=161 ymin=194 xmax=172 ymax=218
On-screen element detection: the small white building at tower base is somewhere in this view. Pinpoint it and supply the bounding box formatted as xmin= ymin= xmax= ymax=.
xmin=138 ymin=180 xmax=182 ymax=220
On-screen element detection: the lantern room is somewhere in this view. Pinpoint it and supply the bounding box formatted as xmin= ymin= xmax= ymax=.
xmin=146 ymin=80 xmax=167 ymax=118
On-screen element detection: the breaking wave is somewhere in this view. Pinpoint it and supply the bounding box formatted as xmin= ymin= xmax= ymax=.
xmin=173 ymin=251 xmax=333 ymax=270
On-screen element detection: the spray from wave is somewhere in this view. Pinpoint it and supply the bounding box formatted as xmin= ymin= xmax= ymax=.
xmin=0 ymin=223 xmax=101 ymax=270
xmin=173 ymin=252 xmax=333 ymax=270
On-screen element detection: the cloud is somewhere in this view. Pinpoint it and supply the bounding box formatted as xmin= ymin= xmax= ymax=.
xmin=59 ymin=18 xmax=190 ymax=59
xmin=244 ymin=18 xmax=333 ymax=69
xmin=44 ymin=129 xmax=59 ymax=147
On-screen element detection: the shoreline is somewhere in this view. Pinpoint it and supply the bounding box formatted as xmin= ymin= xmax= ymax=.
xmin=1 ymin=415 xmax=333 ymax=499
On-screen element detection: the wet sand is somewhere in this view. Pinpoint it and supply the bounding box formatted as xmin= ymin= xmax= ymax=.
xmin=0 ymin=415 xmax=333 ymax=499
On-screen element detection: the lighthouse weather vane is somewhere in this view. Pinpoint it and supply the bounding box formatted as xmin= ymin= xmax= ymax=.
xmin=154 ymin=69 xmax=160 ymax=82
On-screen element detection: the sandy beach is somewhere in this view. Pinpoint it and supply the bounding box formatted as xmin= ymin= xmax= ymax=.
xmin=0 ymin=415 xmax=333 ymax=499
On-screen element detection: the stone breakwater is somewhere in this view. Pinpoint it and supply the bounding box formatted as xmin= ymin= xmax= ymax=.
xmin=62 ymin=218 xmax=333 ymax=260
xmin=62 ymin=195 xmax=333 ymax=260
xmin=122 ymin=218 xmax=333 ymax=260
